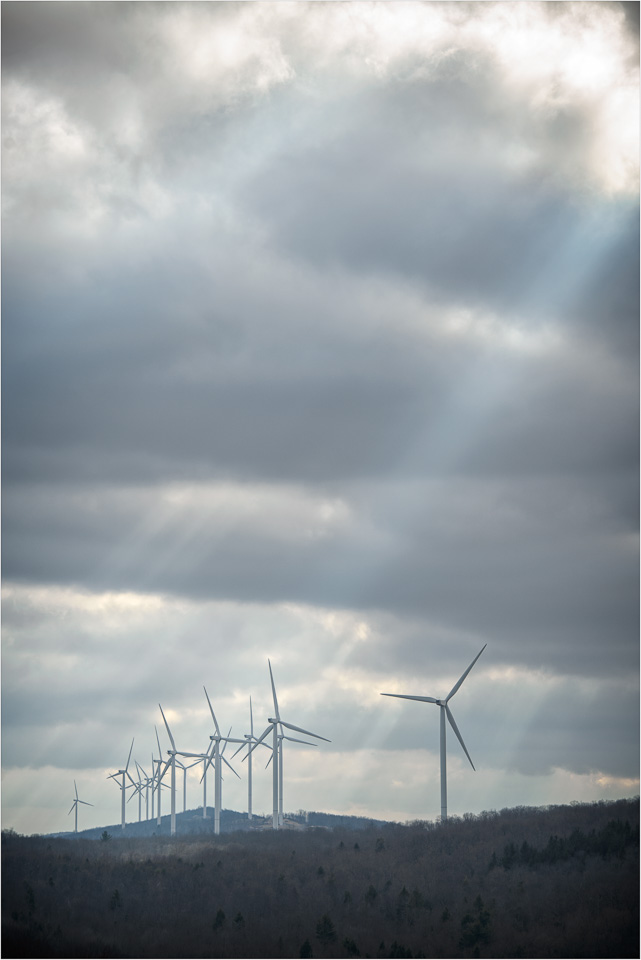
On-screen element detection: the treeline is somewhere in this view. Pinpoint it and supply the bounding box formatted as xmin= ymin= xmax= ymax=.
xmin=492 ymin=818 xmax=638 ymax=870
xmin=2 ymin=798 xmax=638 ymax=959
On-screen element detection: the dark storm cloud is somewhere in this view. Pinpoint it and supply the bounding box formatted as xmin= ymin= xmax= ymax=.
xmin=240 ymin=80 xmax=638 ymax=356
xmin=3 ymin=469 xmax=637 ymax=680
xmin=3 ymin=217 xmax=637 ymax=492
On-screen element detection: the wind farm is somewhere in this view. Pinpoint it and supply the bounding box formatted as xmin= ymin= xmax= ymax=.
xmin=16 ymin=650 xmax=635 ymax=960
xmin=53 ymin=652 xmax=494 ymax=838
xmin=73 ymin=659 xmax=337 ymax=838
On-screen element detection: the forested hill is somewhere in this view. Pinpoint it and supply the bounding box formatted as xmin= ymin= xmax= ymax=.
xmin=3 ymin=798 xmax=638 ymax=959
xmin=47 ymin=808 xmax=389 ymax=840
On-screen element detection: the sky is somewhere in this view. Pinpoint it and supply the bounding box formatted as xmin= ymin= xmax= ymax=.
xmin=2 ymin=1 xmax=639 ymax=837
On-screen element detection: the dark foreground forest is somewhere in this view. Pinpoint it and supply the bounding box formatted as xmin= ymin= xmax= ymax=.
xmin=3 ymin=798 xmax=638 ymax=959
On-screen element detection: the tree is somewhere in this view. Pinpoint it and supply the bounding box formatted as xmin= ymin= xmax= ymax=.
xmin=316 ymin=914 xmax=337 ymax=945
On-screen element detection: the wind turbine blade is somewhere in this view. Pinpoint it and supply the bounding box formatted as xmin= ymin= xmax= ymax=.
xmin=126 ymin=738 xmax=134 ymax=772
xmin=68 ymin=803 xmax=76 ymax=816
xmin=222 ymin=756 xmax=241 ymax=780
xmin=203 ymin=686 xmax=221 ymax=737
xmin=250 ymin=695 xmax=254 ymax=737
xmin=155 ymin=725 xmax=163 ymax=758
xmin=445 ymin=644 xmax=487 ymax=702
xmin=202 ymin=751 xmax=216 ymax=778
xmin=159 ymin=704 xmax=176 ymax=751
xmin=282 ymin=735 xmax=317 ymax=746
xmin=265 ymin=752 xmax=273 ymax=770
xmin=78 ymin=800 xmax=93 ymax=807
xmin=243 ymin=724 xmax=274 ymax=760
xmin=158 ymin=757 xmax=172 ymax=783
xmin=445 ymin=704 xmax=475 ymax=771
xmin=231 ymin=742 xmax=247 ymax=760
xmin=250 ymin=724 xmax=274 ymax=749
xmin=279 ymin=719 xmax=330 ymax=742
xmin=268 ymin=659 xmax=280 ymax=720
xmin=381 ymin=693 xmax=439 ymax=703
xmin=74 ymin=780 xmax=79 ymax=800
xmin=126 ymin=769 xmax=138 ymax=788
xmin=220 ymin=728 xmax=233 ymax=757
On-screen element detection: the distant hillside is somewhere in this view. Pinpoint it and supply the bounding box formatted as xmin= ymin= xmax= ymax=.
xmin=47 ymin=807 xmax=389 ymax=840
xmin=3 ymin=798 xmax=638 ymax=959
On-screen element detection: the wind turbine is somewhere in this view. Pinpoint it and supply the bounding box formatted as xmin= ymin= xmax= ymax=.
xmin=231 ymin=695 xmax=271 ymax=821
xmin=381 ymin=644 xmax=486 ymax=822
xmin=127 ymin=760 xmax=148 ymax=822
xmin=158 ymin=703 xmax=180 ymax=836
xmin=175 ymin=757 xmax=197 ymax=813
xmin=68 ymin=780 xmax=93 ymax=833
xmin=176 ymin=747 xmax=211 ymax=819
xmin=152 ymin=727 xmax=168 ymax=825
xmin=135 ymin=761 xmax=153 ymax=821
xmin=248 ymin=660 xmax=329 ymax=829
xmin=157 ymin=707 xmax=202 ymax=829
xmin=203 ymin=688 xmax=244 ymax=835
xmin=107 ymin=738 xmax=136 ymax=831
xmin=243 ymin=696 xmax=265 ymax=821
xmin=153 ymin=724 xmax=172 ymax=828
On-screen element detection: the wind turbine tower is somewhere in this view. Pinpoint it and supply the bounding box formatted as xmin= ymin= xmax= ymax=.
xmin=381 ymin=645 xmax=486 ymax=822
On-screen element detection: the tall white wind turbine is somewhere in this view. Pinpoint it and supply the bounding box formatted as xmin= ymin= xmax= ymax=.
xmin=178 ymin=748 xmax=211 ymax=819
xmin=248 ymin=660 xmax=329 ymax=829
xmin=381 ymin=645 xmax=486 ymax=823
xmin=135 ymin=761 xmax=153 ymax=821
xmin=158 ymin=703 xmax=180 ymax=836
xmin=152 ymin=727 xmax=171 ymax=826
xmin=231 ymin=695 xmax=272 ymax=821
xmin=203 ymin=688 xmax=244 ymax=835
xmin=68 ymin=780 xmax=93 ymax=833
xmin=246 ymin=696 xmax=255 ymax=821
xmin=107 ymin=738 xmax=136 ymax=831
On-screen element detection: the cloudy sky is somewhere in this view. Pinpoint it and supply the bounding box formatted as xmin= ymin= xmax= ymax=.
xmin=2 ymin=1 xmax=639 ymax=836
